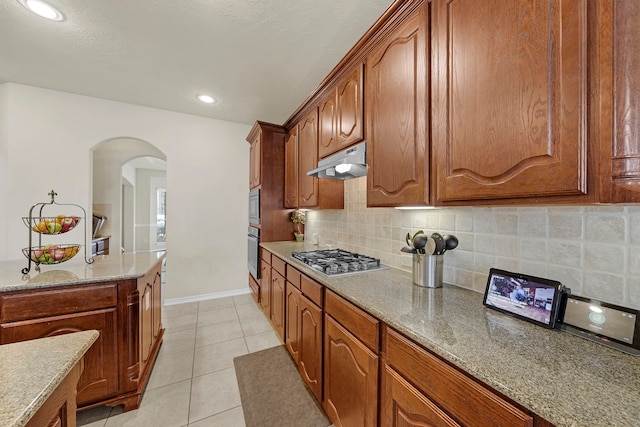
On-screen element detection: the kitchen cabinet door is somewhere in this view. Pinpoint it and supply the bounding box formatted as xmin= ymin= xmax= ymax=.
xmin=299 ymin=294 xmax=323 ymax=402
xmin=432 ymin=0 xmax=588 ymax=203
xmin=1 ymin=308 xmax=119 ymax=407
xmin=298 ymin=109 xmax=319 ymax=207
xmin=249 ymin=130 xmax=261 ymax=189
xmin=336 ymin=65 xmax=364 ymax=150
xmin=324 ymin=314 xmax=378 ymax=427
xmin=318 ymin=65 xmax=364 ymax=159
xmin=318 ymin=90 xmax=338 ymax=159
xmin=138 ymin=262 xmax=162 ymax=368
xmin=284 ymin=127 xmax=299 ymax=208
xmin=600 ymin=0 xmax=640 ymax=203
xmin=366 ymin=3 xmax=429 ymax=207
xmin=259 ymin=259 xmax=271 ymax=316
xmin=285 ymin=282 xmax=301 ymax=363
xmin=270 ymin=269 xmax=286 ymax=341
xmin=381 ymin=364 xmax=460 ymax=427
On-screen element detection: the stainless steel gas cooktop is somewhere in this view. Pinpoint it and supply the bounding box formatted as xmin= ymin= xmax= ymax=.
xmin=291 ymin=249 xmax=389 ymax=276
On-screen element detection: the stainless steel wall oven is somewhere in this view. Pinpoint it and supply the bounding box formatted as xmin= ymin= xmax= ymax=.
xmin=248 ymin=225 xmax=260 ymax=280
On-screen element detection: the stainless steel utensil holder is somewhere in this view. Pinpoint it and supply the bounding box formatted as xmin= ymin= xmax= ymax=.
xmin=413 ymin=254 xmax=443 ymax=288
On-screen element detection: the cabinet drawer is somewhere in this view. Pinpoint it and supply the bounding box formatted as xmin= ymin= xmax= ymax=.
xmin=271 ymin=255 xmax=286 ymax=277
xmin=0 ymin=283 xmax=118 ymax=322
xmin=325 ymin=289 xmax=379 ymax=352
xmin=286 ymin=265 xmax=301 ymax=289
xmin=383 ymin=327 xmax=533 ymax=427
xmin=300 ymin=274 xmax=323 ymax=307
xmin=261 ymin=248 xmax=271 ymax=265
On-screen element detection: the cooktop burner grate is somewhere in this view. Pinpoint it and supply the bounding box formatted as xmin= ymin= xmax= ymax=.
xmin=291 ymin=249 xmax=388 ymax=276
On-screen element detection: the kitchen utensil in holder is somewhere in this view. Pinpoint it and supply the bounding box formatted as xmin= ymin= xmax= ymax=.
xmin=21 ymin=190 xmax=94 ymax=274
xmin=413 ymin=254 xmax=443 ymax=288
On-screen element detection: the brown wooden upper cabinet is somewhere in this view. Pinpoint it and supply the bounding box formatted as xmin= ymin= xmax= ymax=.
xmin=603 ymin=0 xmax=640 ymax=203
xmin=284 ymin=126 xmax=299 ymax=208
xmin=249 ymin=129 xmax=261 ymax=190
xmin=319 ymin=65 xmax=364 ymax=159
xmin=285 ymin=109 xmax=344 ymax=209
xmin=298 ymin=109 xmax=320 ymax=207
xmin=431 ymin=0 xmax=588 ymax=203
xmin=366 ymin=3 xmax=429 ymax=207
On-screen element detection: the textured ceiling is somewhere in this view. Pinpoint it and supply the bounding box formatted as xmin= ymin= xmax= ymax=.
xmin=0 ymin=0 xmax=393 ymax=125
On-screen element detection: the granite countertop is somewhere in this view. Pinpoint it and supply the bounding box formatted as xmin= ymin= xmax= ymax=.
xmin=0 ymin=251 xmax=165 ymax=292
xmin=262 ymin=241 xmax=640 ymax=427
xmin=0 ymin=330 xmax=99 ymax=427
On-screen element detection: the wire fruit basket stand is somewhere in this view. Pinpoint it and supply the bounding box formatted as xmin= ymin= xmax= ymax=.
xmin=21 ymin=190 xmax=94 ymax=274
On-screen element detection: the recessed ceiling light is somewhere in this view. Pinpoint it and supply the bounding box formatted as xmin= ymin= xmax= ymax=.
xmin=18 ymin=0 xmax=65 ymax=21
xmin=197 ymin=95 xmax=216 ymax=104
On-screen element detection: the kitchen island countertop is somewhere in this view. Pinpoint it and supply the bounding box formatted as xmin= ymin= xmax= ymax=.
xmin=0 ymin=330 xmax=99 ymax=427
xmin=0 ymin=251 xmax=165 ymax=292
xmin=262 ymin=241 xmax=640 ymax=427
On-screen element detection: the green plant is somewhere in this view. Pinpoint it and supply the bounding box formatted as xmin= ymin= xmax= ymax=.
xmin=291 ymin=209 xmax=306 ymax=234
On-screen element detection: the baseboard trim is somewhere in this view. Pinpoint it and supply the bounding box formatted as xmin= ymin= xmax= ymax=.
xmin=163 ymin=288 xmax=251 ymax=306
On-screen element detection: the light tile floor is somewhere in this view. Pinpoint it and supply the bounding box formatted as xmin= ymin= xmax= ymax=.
xmin=77 ymin=293 xmax=281 ymax=427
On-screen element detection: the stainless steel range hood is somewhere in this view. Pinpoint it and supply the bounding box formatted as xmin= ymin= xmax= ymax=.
xmin=307 ymin=142 xmax=367 ymax=180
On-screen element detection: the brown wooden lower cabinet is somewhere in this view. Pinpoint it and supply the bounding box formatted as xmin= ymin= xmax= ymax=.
xmin=259 ymin=258 xmax=271 ymax=315
xmin=324 ymin=314 xmax=378 ymax=427
xmin=284 ymin=274 xmax=323 ymax=402
xmin=382 ymin=363 xmax=460 ymax=427
xmin=298 ymin=293 xmax=323 ymax=401
xmin=26 ymin=357 xmax=84 ymax=427
xmin=270 ymin=269 xmax=286 ymax=340
xmin=383 ymin=326 xmax=534 ymax=427
xmin=0 ymin=258 xmax=164 ymax=412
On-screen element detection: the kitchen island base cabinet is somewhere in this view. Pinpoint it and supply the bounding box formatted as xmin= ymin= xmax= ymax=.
xmin=0 ymin=257 xmax=164 ymax=413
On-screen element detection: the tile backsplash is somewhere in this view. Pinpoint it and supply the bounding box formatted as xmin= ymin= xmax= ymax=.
xmin=305 ymin=177 xmax=640 ymax=310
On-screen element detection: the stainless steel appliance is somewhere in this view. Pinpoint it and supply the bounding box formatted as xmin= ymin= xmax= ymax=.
xmin=307 ymin=142 xmax=367 ymax=180
xmin=248 ymin=226 xmax=260 ymax=279
xmin=248 ymin=188 xmax=260 ymax=224
xmin=291 ymin=249 xmax=388 ymax=276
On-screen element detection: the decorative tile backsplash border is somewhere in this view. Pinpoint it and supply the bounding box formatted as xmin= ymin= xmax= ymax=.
xmin=305 ymin=177 xmax=640 ymax=310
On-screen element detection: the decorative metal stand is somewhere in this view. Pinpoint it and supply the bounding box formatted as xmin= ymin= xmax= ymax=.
xmin=22 ymin=190 xmax=94 ymax=274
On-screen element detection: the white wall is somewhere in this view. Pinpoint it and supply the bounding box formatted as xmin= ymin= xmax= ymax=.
xmin=306 ymin=177 xmax=640 ymax=310
xmin=0 ymin=84 xmax=8 ymax=258
xmin=0 ymin=83 xmax=251 ymax=301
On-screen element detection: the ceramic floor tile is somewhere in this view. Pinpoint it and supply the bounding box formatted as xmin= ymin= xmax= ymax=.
xmin=244 ymin=329 xmax=282 ymax=353
xmin=158 ymin=328 xmax=196 ymax=357
xmin=77 ymin=405 xmax=112 ymax=426
xmin=162 ymin=312 xmax=197 ymax=333
xmin=187 ymin=406 xmax=245 ymax=427
xmin=234 ymin=301 xmax=262 ymax=319
xmin=188 ymin=367 xmax=241 ymax=424
xmin=239 ymin=312 xmax=273 ymax=336
xmin=193 ymin=337 xmax=248 ymax=378
xmin=232 ymin=293 xmax=254 ymax=306
xmin=197 ymin=306 xmax=238 ymax=327
xmin=146 ymin=348 xmax=194 ymax=391
xmin=198 ymin=297 xmax=235 ymax=313
xmin=164 ymin=302 xmax=199 ymax=318
xmin=195 ymin=320 xmax=244 ymax=348
xmin=104 ymin=380 xmax=191 ymax=427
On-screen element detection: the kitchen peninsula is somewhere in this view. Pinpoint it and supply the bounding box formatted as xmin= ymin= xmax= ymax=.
xmin=0 ymin=330 xmax=98 ymax=427
xmin=262 ymin=241 xmax=640 ymax=427
xmin=0 ymin=252 xmax=165 ymax=413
